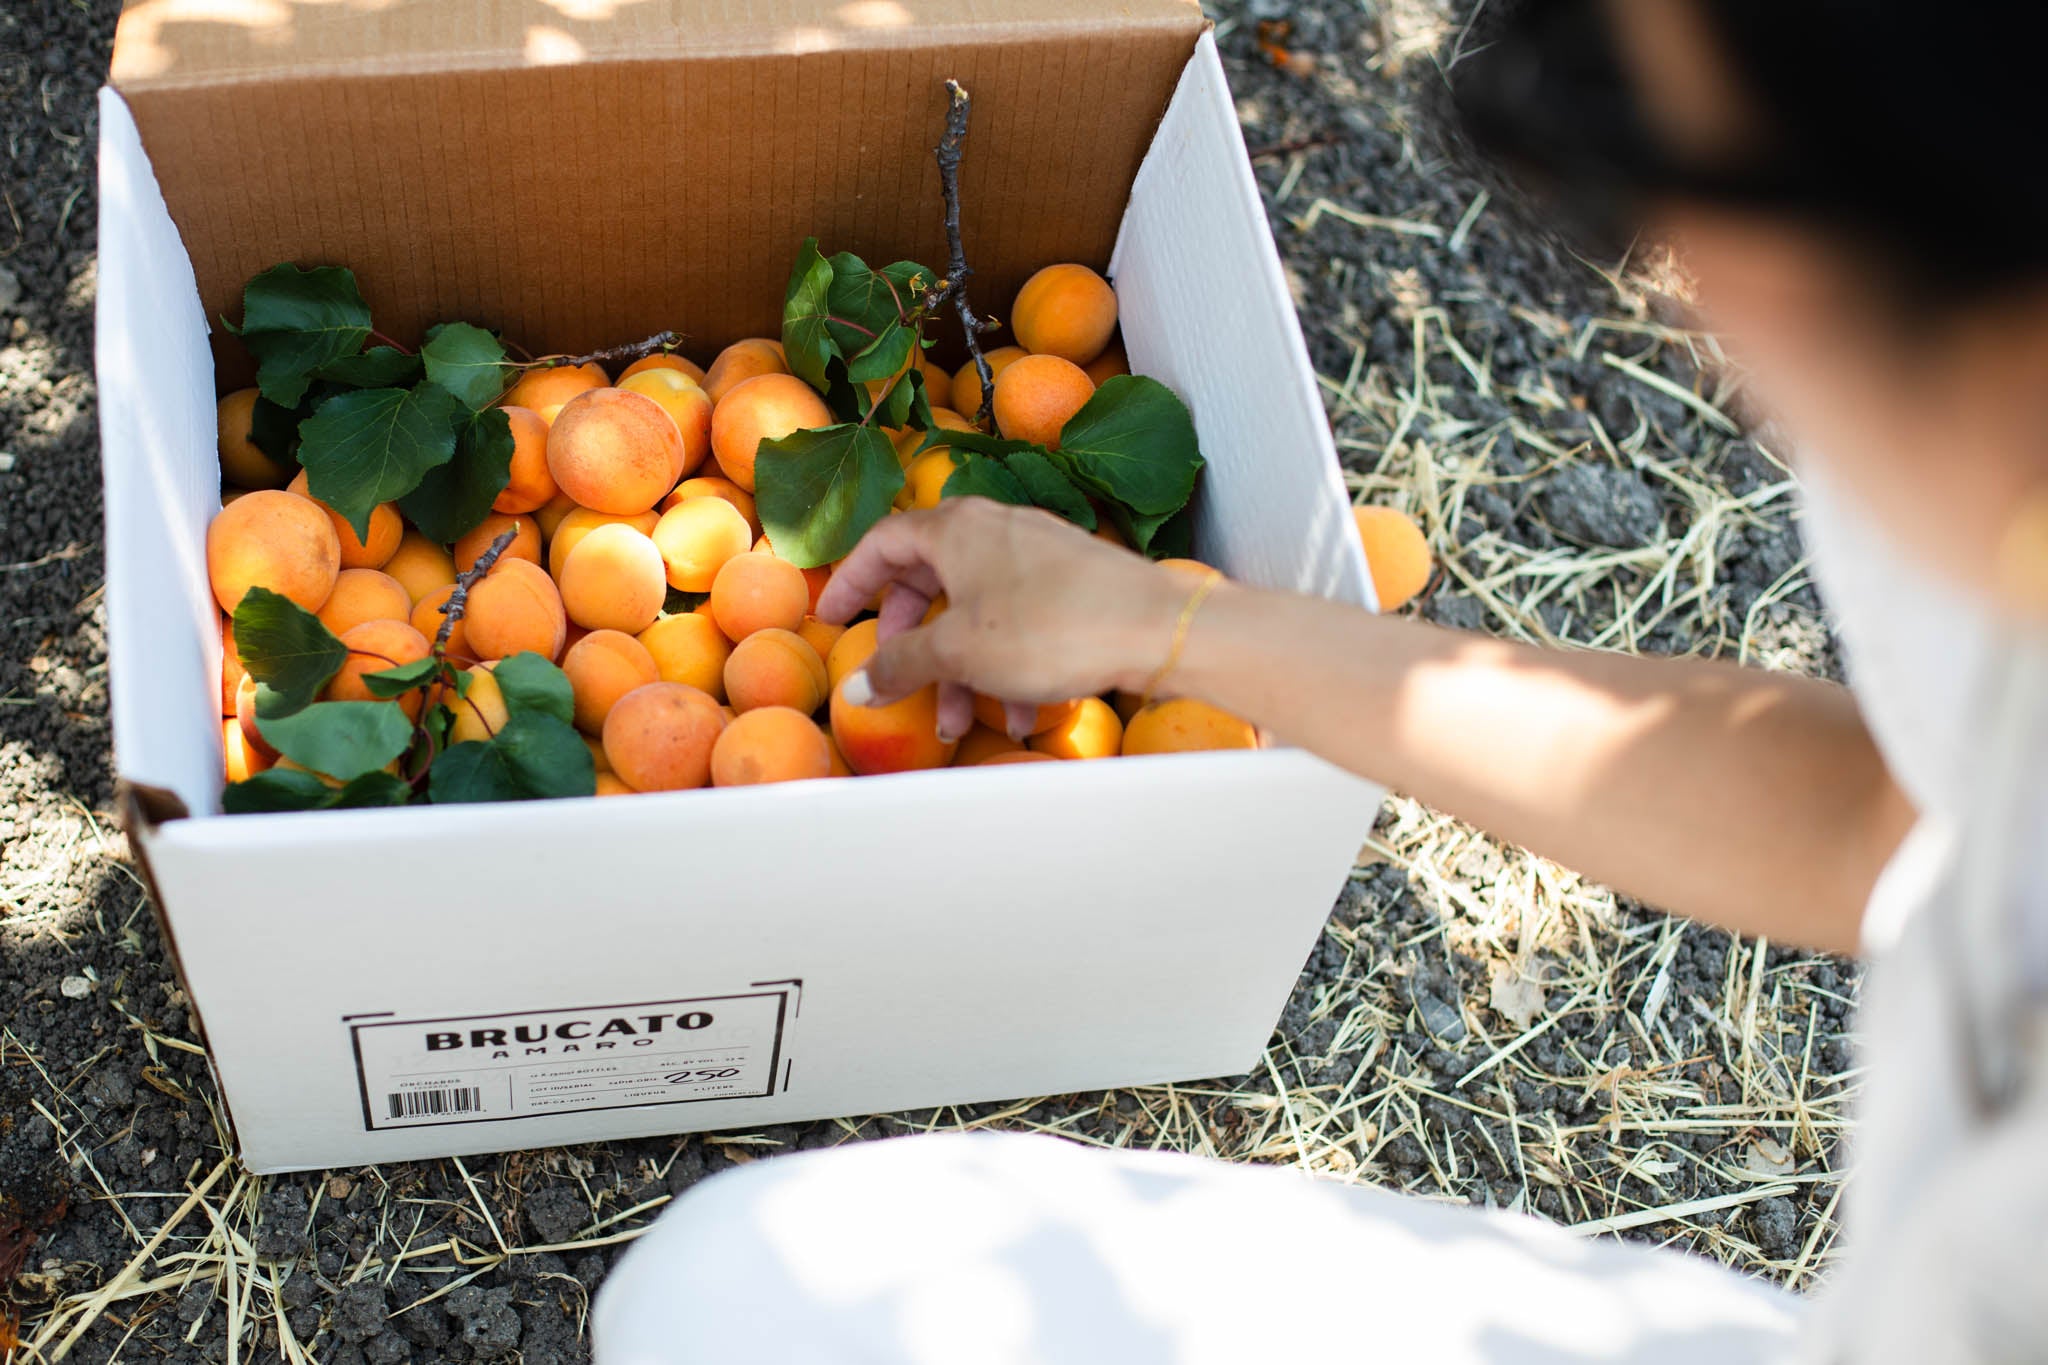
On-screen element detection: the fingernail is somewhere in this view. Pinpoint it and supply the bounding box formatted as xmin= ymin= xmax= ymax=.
xmin=937 ymin=722 xmax=963 ymax=744
xmin=841 ymin=670 xmax=874 ymax=707
xmin=1006 ymin=722 xmax=1031 ymax=743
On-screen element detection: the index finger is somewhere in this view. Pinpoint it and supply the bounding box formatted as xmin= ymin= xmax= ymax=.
xmin=815 ymin=510 xmax=945 ymax=624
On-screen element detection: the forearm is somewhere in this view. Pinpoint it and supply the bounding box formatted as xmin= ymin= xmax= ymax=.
xmin=1165 ymin=584 xmax=1914 ymax=953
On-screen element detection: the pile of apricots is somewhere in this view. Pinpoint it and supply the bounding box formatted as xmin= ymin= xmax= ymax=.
xmin=209 ymin=262 xmax=1428 ymax=796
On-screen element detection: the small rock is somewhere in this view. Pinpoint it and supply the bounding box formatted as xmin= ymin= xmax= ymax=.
xmin=332 ymin=1280 xmax=388 ymax=1344
xmin=327 ymin=1175 xmax=354 ymax=1201
xmin=1415 ymin=991 xmax=1468 ymax=1045
xmin=362 ymin=1329 xmax=410 ymax=1365
xmin=1749 ymin=1195 xmax=1800 ymax=1259
xmin=448 ymin=1285 xmax=523 ymax=1359
xmin=521 ymin=1186 xmax=588 ymax=1245
xmin=253 ymin=1184 xmax=312 ymax=1260
xmin=1539 ymin=463 xmax=1663 ymax=548
xmin=59 ymin=975 xmax=93 ymax=999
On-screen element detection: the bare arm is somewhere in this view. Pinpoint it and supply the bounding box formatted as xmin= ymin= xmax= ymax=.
xmin=821 ymin=500 xmax=1914 ymax=954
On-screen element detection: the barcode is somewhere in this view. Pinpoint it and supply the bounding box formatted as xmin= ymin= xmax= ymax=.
xmin=386 ymin=1086 xmax=483 ymax=1120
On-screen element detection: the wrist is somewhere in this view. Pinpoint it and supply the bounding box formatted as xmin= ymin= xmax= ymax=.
xmin=1107 ymin=565 xmax=1234 ymax=697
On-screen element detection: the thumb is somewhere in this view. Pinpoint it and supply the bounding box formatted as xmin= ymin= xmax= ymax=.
xmin=844 ymin=618 xmax=960 ymax=708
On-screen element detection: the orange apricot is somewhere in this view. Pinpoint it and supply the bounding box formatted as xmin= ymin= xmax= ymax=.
xmin=223 ymin=717 xmax=271 ymax=782
xmin=595 ymin=772 xmax=637 ymax=796
xmin=1012 ymin=263 xmax=1119 ymax=365
xmin=1353 ymin=505 xmax=1433 ymax=612
xmin=409 ymin=583 xmax=475 ymax=663
xmin=951 ymin=346 xmax=1026 ymax=423
xmin=447 ymin=663 xmax=506 ymax=745
xmin=980 ymin=750 xmax=1059 ymax=765
xmin=287 ymin=470 xmax=402 ymax=570
xmin=216 ymin=387 xmax=291 ymax=489
xmin=548 ymin=507 xmax=661 ymax=581
xmin=220 ymin=615 xmax=246 ymax=716
xmin=993 ymin=354 xmax=1095 ymax=448
xmin=502 ymin=361 xmax=607 ymax=416
xmin=916 ymin=355 xmax=953 ymax=411
xmin=602 ymin=682 xmax=725 ymax=792
xmin=703 ymin=338 xmax=790 ymax=404
xmin=534 ymin=489 xmax=580 ymax=540
xmin=652 ymin=496 xmax=753 ymax=593
xmin=830 ymin=675 xmax=958 ymax=775
xmin=754 ymin=535 xmax=834 ymax=612
xmin=953 ymin=724 xmax=1022 ymax=766
xmin=233 ymin=674 xmax=280 ymax=762
xmin=585 ymin=733 xmax=612 ymax=773
xmin=206 ymin=489 xmax=341 ymax=614
xmin=463 ymin=558 xmax=567 ymax=662
xmin=492 ymin=406 xmax=558 ymax=514
xmin=1082 ymin=340 xmax=1130 ymax=386
xmin=825 ymin=619 xmax=879 ymax=691
xmin=318 ymin=568 xmax=411 ymax=637
xmin=562 ymin=629 xmax=661 ymax=734
xmin=711 ymin=705 xmax=832 ymax=786
xmin=971 ymin=694 xmax=1081 ymax=737
xmin=794 ymin=614 xmax=846 ymax=662
xmin=557 ymin=523 xmax=667 ymax=633
xmin=897 ymin=448 xmax=960 ymax=512
xmin=1030 ymin=696 xmax=1123 ymax=760
xmin=382 ymin=530 xmax=457 ymax=607
xmin=619 ymin=369 xmax=713 ymax=479
xmin=453 ymin=512 xmax=542 ymax=574
xmin=546 ymin=388 xmax=686 ymax=515
xmin=711 ymin=373 xmax=833 ymax=493
xmin=724 ymin=629 xmax=828 ymax=714
xmin=639 ymin=612 xmax=732 ymax=700
xmin=661 ymin=476 xmax=759 ymax=536
xmin=619 ymin=353 xmax=707 ymax=386
xmin=327 ymin=619 xmax=431 ymax=719
xmin=709 ymin=552 xmax=808 ymax=641
xmin=1121 ymin=698 xmax=1259 ymax=755
xmin=824 ymin=728 xmax=853 ymax=777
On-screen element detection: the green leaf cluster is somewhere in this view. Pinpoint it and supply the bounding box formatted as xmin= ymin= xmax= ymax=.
xmin=228 ymin=266 xmax=517 ymax=545
xmin=221 ymin=590 xmax=593 ymax=815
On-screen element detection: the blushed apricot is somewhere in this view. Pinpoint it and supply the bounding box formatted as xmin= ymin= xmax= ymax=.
xmin=795 ymin=614 xmax=846 ymax=662
xmin=223 ymin=717 xmax=271 ymax=782
xmin=1012 ymin=263 xmax=1119 ymax=365
xmin=1353 ymin=505 xmax=1433 ymax=612
xmin=830 ymin=675 xmax=958 ymax=774
xmin=619 ymin=369 xmax=713 ymax=479
xmin=953 ymin=723 xmax=1022 ymax=766
xmin=972 ymin=694 xmax=1080 ymax=737
xmin=602 ymin=682 xmax=725 ymax=792
xmin=710 ymin=552 xmax=808 ymax=641
xmin=453 ymin=512 xmax=542 ymax=574
xmin=724 ymin=629 xmax=828 ymax=714
xmin=639 ymin=613 xmax=732 ymax=700
xmin=661 ymin=476 xmax=759 ymax=536
xmin=492 ymin=406 xmax=557 ymax=514
xmin=951 ymin=345 xmax=1026 ymax=423
xmin=548 ymin=507 xmax=661 ymax=581
xmin=711 ymin=706 xmax=832 ymax=786
xmin=619 ymin=353 xmax=707 ymax=387
xmin=1121 ymin=698 xmax=1259 ymax=755
xmin=234 ymin=674 xmax=280 ymax=762
xmin=711 ymin=373 xmax=833 ymax=493
xmin=410 ymin=583 xmax=475 ymax=662
xmin=383 ymin=530 xmax=456 ymax=607
xmin=206 ymin=488 xmax=341 ymax=614
xmin=221 ymin=616 xmax=245 ymax=716
xmin=557 ymin=523 xmax=666 ymax=633
xmin=825 ymin=619 xmax=879 ymax=691
xmin=319 ymin=568 xmax=411 ymax=638
xmin=993 ymin=354 xmax=1095 ymax=448
xmin=502 ymin=361 xmax=607 ymax=416
xmin=980 ymin=750 xmax=1059 ymax=765
xmin=652 ymin=497 xmax=752 ymax=593
xmin=704 ymin=338 xmax=789 ymax=404
xmin=535 ymin=489 xmax=580 ymax=540
xmin=1082 ymin=341 xmax=1130 ymax=386
xmin=448 ymin=664 xmax=506 ymax=745
xmin=1030 ymin=696 xmax=1123 ymax=760
xmin=563 ymin=630 xmax=661 ymax=734
xmin=288 ymin=470 xmax=402 ymax=570
xmin=595 ymin=772 xmax=637 ymax=796
xmin=217 ymin=387 xmax=291 ymax=489
xmin=917 ymin=355 xmax=953 ymax=411
xmin=327 ymin=619 xmax=431 ymax=720
xmin=546 ymin=388 xmax=685 ymax=514
xmin=463 ymin=558 xmax=567 ymax=662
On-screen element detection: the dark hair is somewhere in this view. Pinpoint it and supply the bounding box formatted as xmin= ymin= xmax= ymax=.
xmin=1454 ymin=0 xmax=2048 ymax=305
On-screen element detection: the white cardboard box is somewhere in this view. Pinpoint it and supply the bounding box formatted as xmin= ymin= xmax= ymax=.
xmin=98 ymin=16 xmax=1385 ymax=1173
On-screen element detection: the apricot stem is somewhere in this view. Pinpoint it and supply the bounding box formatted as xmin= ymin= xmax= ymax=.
xmin=923 ymin=80 xmax=1001 ymax=428
xmin=367 ymin=329 xmax=414 ymax=355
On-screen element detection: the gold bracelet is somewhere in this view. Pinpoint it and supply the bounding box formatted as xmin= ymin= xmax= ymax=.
xmin=1138 ymin=568 xmax=1223 ymax=709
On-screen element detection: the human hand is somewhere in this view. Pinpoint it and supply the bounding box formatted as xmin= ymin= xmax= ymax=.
xmin=814 ymin=499 xmax=1194 ymax=741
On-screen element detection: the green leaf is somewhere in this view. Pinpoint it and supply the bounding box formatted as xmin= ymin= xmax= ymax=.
xmin=781 ymin=238 xmax=836 ymax=391
xmin=398 ymin=405 xmax=514 ymax=543
xmin=941 ymin=452 xmax=1023 ymax=504
xmin=255 ymin=701 xmax=414 ymax=783
xmin=872 ymin=365 xmax=931 ymax=431
xmin=297 ymin=383 xmax=465 ymax=542
xmin=491 ymin=652 xmax=575 ymax=727
xmin=1054 ymin=376 xmax=1204 ymax=516
xmin=1138 ymin=503 xmax=1195 ymax=559
xmin=428 ymin=713 xmax=596 ymax=804
xmin=222 ymin=768 xmax=336 ymax=814
xmin=362 ymin=656 xmax=445 ymax=698
xmin=232 ymin=587 xmax=348 ymax=716
xmin=825 ymin=255 xmax=929 ymax=358
xmin=754 ymin=424 xmax=904 ymax=568
xmin=421 ymin=322 xmax=509 ymax=410
xmin=247 ymin=395 xmax=306 ymax=466
xmin=913 ymin=425 xmax=1043 ymax=460
xmin=316 ymin=346 xmax=422 ymax=389
xmin=844 ymin=320 xmax=916 ymax=384
xmin=333 ymin=771 xmax=414 ymax=808
xmin=238 ymin=265 xmax=374 ymax=407
xmin=1005 ymin=448 xmax=1098 ymax=529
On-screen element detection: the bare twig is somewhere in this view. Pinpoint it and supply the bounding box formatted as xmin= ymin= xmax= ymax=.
xmin=920 ymin=81 xmax=1001 ymax=427
xmin=431 ymin=529 xmax=517 ymax=656
xmin=516 ymin=330 xmax=683 ymax=376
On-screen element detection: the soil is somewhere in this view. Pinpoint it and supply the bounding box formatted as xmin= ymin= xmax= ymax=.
xmin=1 ymin=2 xmax=1850 ymax=1361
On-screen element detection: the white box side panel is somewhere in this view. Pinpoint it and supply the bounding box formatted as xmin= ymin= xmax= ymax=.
xmin=96 ymin=89 xmax=223 ymax=818
xmin=1111 ymin=31 xmax=1375 ymax=610
xmin=141 ymin=751 xmax=1380 ymax=1171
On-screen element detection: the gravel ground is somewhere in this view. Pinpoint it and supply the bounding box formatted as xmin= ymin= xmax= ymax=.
xmin=2 ymin=2 xmax=1851 ymax=1360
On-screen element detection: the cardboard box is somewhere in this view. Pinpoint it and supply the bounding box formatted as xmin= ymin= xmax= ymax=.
xmin=98 ymin=0 xmax=1385 ymax=1172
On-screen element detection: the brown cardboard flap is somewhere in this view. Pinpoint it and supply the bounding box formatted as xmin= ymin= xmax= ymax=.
xmin=114 ymin=6 xmax=1203 ymax=382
